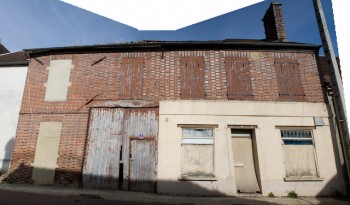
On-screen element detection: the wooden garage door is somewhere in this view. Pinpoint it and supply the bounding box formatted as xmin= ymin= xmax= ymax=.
xmin=83 ymin=108 xmax=124 ymax=189
xmin=83 ymin=108 xmax=158 ymax=192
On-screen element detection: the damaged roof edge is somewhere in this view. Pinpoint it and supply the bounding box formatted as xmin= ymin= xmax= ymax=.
xmin=0 ymin=61 xmax=29 ymax=67
xmin=0 ymin=51 xmax=29 ymax=66
xmin=24 ymin=41 xmax=321 ymax=57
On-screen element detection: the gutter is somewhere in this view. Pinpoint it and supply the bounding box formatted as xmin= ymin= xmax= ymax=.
xmin=24 ymin=41 xmax=321 ymax=57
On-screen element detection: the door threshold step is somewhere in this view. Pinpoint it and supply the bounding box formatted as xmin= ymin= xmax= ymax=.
xmin=236 ymin=193 xmax=262 ymax=197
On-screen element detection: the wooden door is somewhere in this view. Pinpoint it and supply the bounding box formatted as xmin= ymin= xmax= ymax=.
xmin=231 ymin=129 xmax=260 ymax=193
xmin=83 ymin=108 xmax=158 ymax=192
xmin=129 ymin=140 xmax=157 ymax=193
xmin=83 ymin=108 xmax=123 ymax=189
xmin=124 ymin=108 xmax=158 ymax=192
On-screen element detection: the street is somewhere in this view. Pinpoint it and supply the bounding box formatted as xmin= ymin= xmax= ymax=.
xmin=0 ymin=189 xmax=175 ymax=205
xmin=1 ymin=183 xmax=350 ymax=205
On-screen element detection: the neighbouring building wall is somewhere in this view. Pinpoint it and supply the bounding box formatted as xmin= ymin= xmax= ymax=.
xmin=157 ymin=101 xmax=347 ymax=196
xmin=0 ymin=66 xmax=27 ymax=173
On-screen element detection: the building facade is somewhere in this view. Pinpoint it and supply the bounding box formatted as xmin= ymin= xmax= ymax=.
xmin=8 ymin=3 xmax=347 ymax=196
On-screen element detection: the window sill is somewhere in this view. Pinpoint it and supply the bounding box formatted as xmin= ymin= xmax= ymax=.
xmin=178 ymin=175 xmax=217 ymax=181
xmin=284 ymin=177 xmax=323 ymax=182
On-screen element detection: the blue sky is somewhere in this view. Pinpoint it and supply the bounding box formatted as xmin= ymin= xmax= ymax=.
xmin=0 ymin=0 xmax=337 ymax=56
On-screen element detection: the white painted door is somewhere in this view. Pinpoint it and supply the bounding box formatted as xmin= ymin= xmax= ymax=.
xmin=231 ymin=129 xmax=260 ymax=193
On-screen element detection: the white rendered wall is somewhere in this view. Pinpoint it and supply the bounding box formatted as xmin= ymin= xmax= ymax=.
xmin=157 ymin=101 xmax=347 ymax=196
xmin=0 ymin=66 xmax=27 ymax=173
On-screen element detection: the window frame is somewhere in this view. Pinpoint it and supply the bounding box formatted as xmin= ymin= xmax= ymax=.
xmin=281 ymin=129 xmax=314 ymax=145
xmin=278 ymin=127 xmax=321 ymax=181
xmin=182 ymin=128 xmax=214 ymax=145
xmin=178 ymin=126 xmax=217 ymax=181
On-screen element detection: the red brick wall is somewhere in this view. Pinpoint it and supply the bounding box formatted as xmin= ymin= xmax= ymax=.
xmin=10 ymin=49 xmax=325 ymax=185
xmin=10 ymin=114 xmax=88 ymax=186
xmin=20 ymin=50 xmax=324 ymax=114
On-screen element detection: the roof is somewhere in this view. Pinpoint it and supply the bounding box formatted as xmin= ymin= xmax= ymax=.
xmin=24 ymin=39 xmax=321 ymax=57
xmin=0 ymin=51 xmax=29 ymax=66
xmin=0 ymin=43 xmax=9 ymax=55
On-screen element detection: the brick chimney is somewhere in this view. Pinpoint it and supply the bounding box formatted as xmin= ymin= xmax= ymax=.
xmin=262 ymin=3 xmax=287 ymax=42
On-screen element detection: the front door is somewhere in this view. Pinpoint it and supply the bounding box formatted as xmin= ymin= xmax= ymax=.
xmin=123 ymin=108 xmax=158 ymax=192
xmin=129 ymin=140 xmax=156 ymax=192
xmin=231 ymin=129 xmax=260 ymax=193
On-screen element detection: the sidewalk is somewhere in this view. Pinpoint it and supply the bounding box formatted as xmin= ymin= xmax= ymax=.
xmin=0 ymin=183 xmax=349 ymax=205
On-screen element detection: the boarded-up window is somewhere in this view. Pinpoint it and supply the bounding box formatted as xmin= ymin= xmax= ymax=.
xmin=180 ymin=57 xmax=205 ymax=99
xmin=275 ymin=59 xmax=304 ymax=101
xmin=45 ymin=60 xmax=73 ymax=101
xmin=225 ymin=57 xmax=253 ymax=100
xmin=181 ymin=128 xmax=214 ymax=177
xmin=32 ymin=122 xmax=62 ymax=185
xmin=281 ymin=129 xmax=318 ymax=179
xmin=119 ymin=58 xmax=144 ymax=99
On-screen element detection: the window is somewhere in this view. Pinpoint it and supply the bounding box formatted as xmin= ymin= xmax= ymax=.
xmin=280 ymin=129 xmax=319 ymax=179
xmin=275 ymin=59 xmax=305 ymax=101
xmin=118 ymin=58 xmax=144 ymax=99
xmin=181 ymin=128 xmax=214 ymax=179
xmin=180 ymin=57 xmax=205 ymax=99
xmin=225 ymin=57 xmax=253 ymax=100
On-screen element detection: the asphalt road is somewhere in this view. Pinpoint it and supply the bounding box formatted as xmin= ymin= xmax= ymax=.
xmin=1 ymin=183 xmax=350 ymax=205
xmin=0 ymin=189 xmax=183 ymax=205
